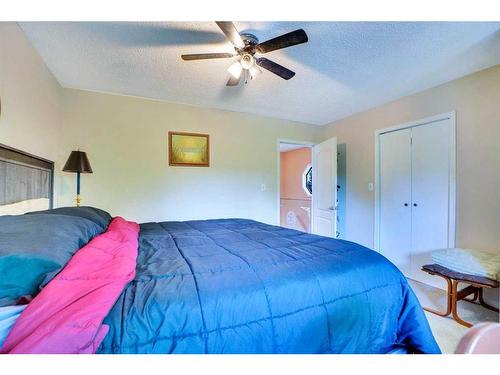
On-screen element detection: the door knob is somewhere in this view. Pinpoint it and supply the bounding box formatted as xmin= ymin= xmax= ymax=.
xmin=413 ymin=203 xmax=418 ymax=207
xmin=404 ymin=203 xmax=409 ymax=207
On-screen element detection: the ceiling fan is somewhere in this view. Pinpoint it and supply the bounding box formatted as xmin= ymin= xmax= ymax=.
xmin=181 ymin=22 xmax=308 ymax=86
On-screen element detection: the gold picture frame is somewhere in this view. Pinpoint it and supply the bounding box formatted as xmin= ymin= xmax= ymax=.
xmin=168 ymin=132 xmax=210 ymax=167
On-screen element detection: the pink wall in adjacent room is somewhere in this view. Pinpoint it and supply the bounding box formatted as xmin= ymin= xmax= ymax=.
xmin=280 ymin=147 xmax=311 ymax=232
xmin=280 ymin=148 xmax=311 ymax=200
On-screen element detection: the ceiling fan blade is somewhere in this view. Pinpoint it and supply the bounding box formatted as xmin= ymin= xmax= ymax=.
xmin=256 ymin=58 xmax=295 ymax=80
xmin=226 ymin=75 xmax=241 ymax=86
xmin=215 ymin=21 xmax=245 ymax=49
xmin=256 ymin=29 xmax=308 ymax=54
xmin=181 ymin=53 xmax=235 ymax=61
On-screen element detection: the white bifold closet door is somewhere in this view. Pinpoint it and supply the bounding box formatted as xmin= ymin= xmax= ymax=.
xmin=410 ymin=121 xmax=450 ymax=260
xmin=379 ymin=118 xmax=452 ymax=282
xmin=379 ymin=128 xmax=412 ymax=271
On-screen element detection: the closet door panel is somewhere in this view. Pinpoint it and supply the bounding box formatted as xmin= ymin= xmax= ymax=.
xmin=379 ymin=129 xmax=412 ymax=269
xmin=411 ymin=120 xmax=450 ymax=262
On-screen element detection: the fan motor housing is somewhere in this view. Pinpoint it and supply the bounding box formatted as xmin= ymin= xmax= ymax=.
xmin=240 ymin=33 xmax=259 ymax=45
xmin=238 ymin=33 xmax=259 ymax=55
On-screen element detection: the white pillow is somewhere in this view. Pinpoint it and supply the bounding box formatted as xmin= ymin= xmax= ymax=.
xmin=0 ymin=198 xmax=50 ymax=216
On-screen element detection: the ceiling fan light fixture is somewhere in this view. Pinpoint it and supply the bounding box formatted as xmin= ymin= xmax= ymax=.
xmin=249 ymin=65 xmax=262 ymax=80
xmin=228 ymin=61 xmax=243 ymax=79
xmin=240 ymin=54 xmax=255 ymax=70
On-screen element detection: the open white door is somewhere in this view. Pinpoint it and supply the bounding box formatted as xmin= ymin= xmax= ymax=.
xmin=312 ymin=137 xmax=337 ymax=237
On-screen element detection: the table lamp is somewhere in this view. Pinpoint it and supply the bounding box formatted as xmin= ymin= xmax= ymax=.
xmin=62 ymin=151 xmax=93 ymax=207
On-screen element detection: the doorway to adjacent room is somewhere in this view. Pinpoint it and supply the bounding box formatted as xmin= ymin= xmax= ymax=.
xmin=279 ymin=142 xmax=313 ymax=233
xmin=278 ymin=139 xmax=346 ymax=238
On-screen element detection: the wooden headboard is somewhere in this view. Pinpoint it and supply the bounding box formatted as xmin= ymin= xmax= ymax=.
xmin=0 ymin=143 xmax=54 ymax=214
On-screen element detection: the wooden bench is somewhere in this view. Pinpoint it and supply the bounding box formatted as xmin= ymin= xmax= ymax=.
xmin=421 ymin=264 xmax=499 ymax=328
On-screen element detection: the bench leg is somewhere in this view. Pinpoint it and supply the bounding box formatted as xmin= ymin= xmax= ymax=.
xmin=451 ymin=280 xmax=473 ymax=328
xmin=462 ymin=289 xmax=478 ymax=303
xmin=478 ymin=288 xmax=500 ymax=313
xmin=423 ymin=275 xmax=453 ymax=317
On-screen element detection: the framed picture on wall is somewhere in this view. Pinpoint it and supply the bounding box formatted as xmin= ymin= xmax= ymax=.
xmin=168 ymin=131 xmax=210 ymax=167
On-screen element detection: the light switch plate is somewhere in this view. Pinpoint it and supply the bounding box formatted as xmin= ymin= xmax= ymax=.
xmin=368 ymin=182 xmax=374 ymax=192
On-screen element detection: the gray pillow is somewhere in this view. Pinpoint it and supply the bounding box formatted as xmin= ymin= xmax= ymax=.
xmin=0 ymin=213 xmax=105 ymax=306
xmin=27 ymin=206 xmax=112 ymax=231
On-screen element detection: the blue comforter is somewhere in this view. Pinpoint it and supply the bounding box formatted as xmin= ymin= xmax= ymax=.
xmin=98 ymin=219 xmax=440 ymax=354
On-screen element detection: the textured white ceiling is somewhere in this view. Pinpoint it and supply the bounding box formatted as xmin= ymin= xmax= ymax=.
xmin=19 ymin=22 xmax=500 ymax=125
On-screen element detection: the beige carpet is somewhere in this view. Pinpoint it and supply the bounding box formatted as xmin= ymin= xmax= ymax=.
xmin=409 ymin=279 xmax=499 ymax=353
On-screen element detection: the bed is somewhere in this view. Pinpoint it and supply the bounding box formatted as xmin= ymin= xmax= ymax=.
xmin=0 ymin=146 xmax=439 ymax=354
xmin=0 ymin=209 xmax=440 ymax=354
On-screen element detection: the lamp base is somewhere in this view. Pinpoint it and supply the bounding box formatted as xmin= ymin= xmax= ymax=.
xmin=76 ymin=195 xmax=81 ymax=207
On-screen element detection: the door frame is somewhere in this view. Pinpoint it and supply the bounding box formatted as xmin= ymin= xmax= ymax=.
xmin=374 ymin=111 xmax=456 ymax=253
xmin=276 ymin=139 xmax=315 ymax=225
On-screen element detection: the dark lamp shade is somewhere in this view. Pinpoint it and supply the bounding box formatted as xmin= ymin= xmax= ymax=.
xmin=62 ymin=151 xmax=93 ymax=173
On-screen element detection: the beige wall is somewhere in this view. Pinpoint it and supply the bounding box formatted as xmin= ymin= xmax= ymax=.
xmin=59 ymin=89 xmax=321 ymax=224
xmin=0 ymin=22 xmax=63 ymax=202
xmin=321 ymin=65 xmax=500 ymax=253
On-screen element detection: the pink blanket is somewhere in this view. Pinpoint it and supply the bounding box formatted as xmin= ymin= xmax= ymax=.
xmin=0 ymin=217 xmax=139 ymax=354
